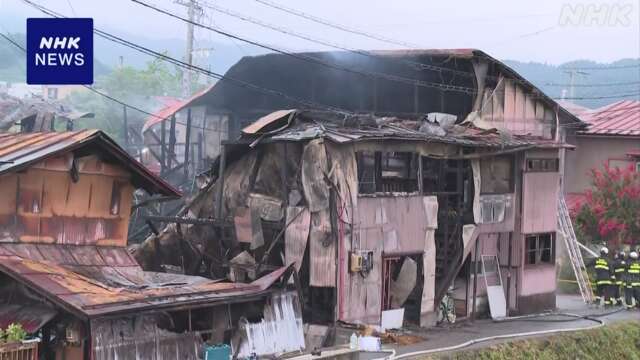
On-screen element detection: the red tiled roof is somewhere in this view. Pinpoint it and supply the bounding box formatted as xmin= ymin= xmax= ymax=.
xmin=580 ymin=100 xmax=640 ymax=136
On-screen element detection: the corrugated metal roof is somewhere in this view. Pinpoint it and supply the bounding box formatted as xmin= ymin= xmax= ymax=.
xmin=0 ymin=243 xmax=291 ymax=319
xmin=142 ymin=84 xmax=216 ymax=133
xmin=0 ymin=305 xmax=57 ymax=333
xmin=246 ymin=110 xmax=573 ymax=149
xmin=0 ymin=130 xmax=180 ymax=197
xmin=581 ymin=100 xmax=640 ymax=136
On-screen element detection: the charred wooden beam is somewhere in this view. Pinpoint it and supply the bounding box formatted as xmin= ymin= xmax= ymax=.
xmin=169 ymin=114 xmax=177 ymax=169
xmin=147 ymin=129 xmax=180 ymax=168
xmin=143 ymin=215 xmax=224 ymax=226
xmin=132 ymin=196 xmax=176 ymax=210
xmin=184 ymin=108 xmax=192 ymax=180
xmin=215 ymin=143 xmax=226 ymax=220
xmin=160 ymin=118 xmax=166 ymax=174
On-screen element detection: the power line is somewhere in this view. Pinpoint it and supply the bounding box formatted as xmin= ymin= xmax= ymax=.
xmin=0 ymin=31 xmax=210 ymax=131
xmin=131 ymin=0 xmax=478 ymax=95
xmin=64 ymin=0 xmax=77 ymax=16
xmin=19 ymin=0 xmax=355 ymax=115
xmin=559 ymin=93 xmax=640 ymax=100
xmin=545 ymin=81 xmax=640 ymax=87
xmin=9 ymin=31 xmax=634 ymax=134
xmin=200 ymin=0 xmax=479 ymax=79
xmin=561 ymin=63 xmax=640 ymax=71
xmin=16 ymin=0 xmax=636 ymax=127
xmin=134 ymin=0 xmax=633 ymax=105
xmin=252 ymin=0 xmax=418 ymax=48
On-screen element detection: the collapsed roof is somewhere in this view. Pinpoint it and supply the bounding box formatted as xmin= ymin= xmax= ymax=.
xmin=0 ymin=243 xmax=291 ymax=319
xmin=238 ymin=109 xmax=573 ymax=149
xmin=193 ymin=49 xmax=583 ymax=133
xmin=0 ymin=92 xmax=93 ymax=132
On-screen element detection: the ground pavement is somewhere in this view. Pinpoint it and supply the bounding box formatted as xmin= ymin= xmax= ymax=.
xmin=386 ymin=294 xmax=640 ymax=358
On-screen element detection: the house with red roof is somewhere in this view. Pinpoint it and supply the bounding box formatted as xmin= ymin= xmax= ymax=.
xmin=564 ymin=100 xmax=640 ymax=211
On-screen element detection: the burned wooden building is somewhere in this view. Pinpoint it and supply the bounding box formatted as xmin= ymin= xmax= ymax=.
xmin=136 ymin=105 xmax=575 ymax=328
xmin=134 ymin=48 xmax=583 ymax=329
xmin=0 ymin=130 xmax=302 ymax=359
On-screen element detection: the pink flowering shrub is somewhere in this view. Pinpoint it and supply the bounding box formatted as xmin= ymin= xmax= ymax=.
xmin=573 ymin=163 xmax=640 ymax=246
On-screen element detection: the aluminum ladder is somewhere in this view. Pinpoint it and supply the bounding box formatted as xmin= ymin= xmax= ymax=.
xmin=558 ymin=195 xmax=594 ymax=303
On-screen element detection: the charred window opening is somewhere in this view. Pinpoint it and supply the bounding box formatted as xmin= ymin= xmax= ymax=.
xmin=110 ymin=181 xmax=122 ymax=215
xmin=381 ymin=254 xmax=421 ymax=316
xmin=356 ymin=151 xmax=419 ymax=194
xmin=525 ymin=233 xmax=554 ymax=265
xmin=526 ymin=158 xmax=559 ymax=172
xmin=480 ymin=156 xmax=514 ymax=194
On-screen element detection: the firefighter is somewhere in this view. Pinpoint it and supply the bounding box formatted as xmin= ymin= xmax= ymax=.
xmin=594 ymin=247 xmax=613 ymax=306
xmin=628 ymin=251 xmax=640 ymax=309
xmin=613 ymin=251 xmax=627 ymax=305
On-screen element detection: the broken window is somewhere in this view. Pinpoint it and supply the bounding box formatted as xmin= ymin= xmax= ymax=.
xmin=480 ymin=156 xmax=513 ymax=194
xmin=356 ymin=152 xmax=376 ymax=194
xmin=356 ymin=151 xmax=419 ymax=194
xmin=525 ymin=233 xmax=554 ymax=265
xmin=526 ymin=158 xmax=559 ymax=172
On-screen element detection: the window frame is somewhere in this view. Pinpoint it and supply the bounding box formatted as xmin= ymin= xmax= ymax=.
xmin=524 ymin=233 xmax=555 ymax=266
xmin=525 ymin=158 xmax=559 ymax=173
xmin=480 ymin=155 xmax=515 ymax=195
xmin=356 ymin=151 xmax=419 ymax=195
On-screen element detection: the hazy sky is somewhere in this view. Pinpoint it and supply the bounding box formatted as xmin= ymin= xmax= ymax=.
xmin=1 ymin=0 xmax=639 ymax=64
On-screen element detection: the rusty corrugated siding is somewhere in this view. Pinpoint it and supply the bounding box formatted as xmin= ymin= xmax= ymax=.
xmin=0 ymin=130 xmax=179 ymax=197
xmin=0 ymin=243 xmax=291 ymax=318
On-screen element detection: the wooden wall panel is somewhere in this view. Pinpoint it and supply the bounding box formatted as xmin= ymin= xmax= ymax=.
xmin=522 ymin=172 xmax=559 ymax=234
xmin=0 ymin=154 xmax=133 ymax=247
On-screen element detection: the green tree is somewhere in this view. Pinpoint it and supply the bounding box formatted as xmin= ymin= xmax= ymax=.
xmin=67 ymin=57 xmax=184 ymax=143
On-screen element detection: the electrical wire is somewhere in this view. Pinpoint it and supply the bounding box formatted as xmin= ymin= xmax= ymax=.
xmin=559 ymin=93 xmax=640 ymax=100
xmin=562 ymin=64 xmax=640 ymax=71
xmin=545 ymin=81 xmax=640 ymax=87
xmin=131 ymin=0 xmax=478 ymax=95
xmin=251 ymin=0 xmax=418 ymax=49
xmin=19 ymin=0 xmax=355 ymax=115
xmin=132 ymin=0 xmax=640 ymax=103
xmin=15 ymin=0 xmax=635 ymax=131
xmin=199 ymin=0 xmax=481 ymax=79
xmin=0 ymin=31 xmax=212 ymax=131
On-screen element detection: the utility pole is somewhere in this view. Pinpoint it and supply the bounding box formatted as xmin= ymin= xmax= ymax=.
xmin=175 ymin=0 xmax=202 ymax=97
xmin=563 ymin=69 xmax=589 ymax=99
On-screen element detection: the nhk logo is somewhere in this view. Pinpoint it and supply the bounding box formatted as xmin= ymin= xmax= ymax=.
xmin=27 ymin=18 xmax=93 ymax=85
xmin=558 ymin=2 xmax=634 ymax=27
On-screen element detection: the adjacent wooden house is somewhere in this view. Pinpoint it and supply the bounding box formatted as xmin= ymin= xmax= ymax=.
xmin=0 ymin=130 xmax=298 ymax=359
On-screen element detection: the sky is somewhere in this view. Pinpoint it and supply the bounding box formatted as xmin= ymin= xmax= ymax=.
xmin=1 ymin=0 xmax=639 ymax=65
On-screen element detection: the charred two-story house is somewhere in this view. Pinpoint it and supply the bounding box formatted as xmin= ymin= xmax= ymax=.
xmin=135 ymin=49 xmax=583 ymax=328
